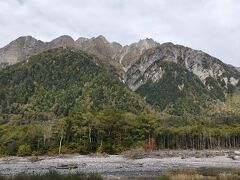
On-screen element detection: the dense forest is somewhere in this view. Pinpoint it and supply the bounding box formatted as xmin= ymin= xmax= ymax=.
xmin=0 ymin=48 xmax=240 ymax=156
xmin=1 ymin=110 xmax=240 ymax=155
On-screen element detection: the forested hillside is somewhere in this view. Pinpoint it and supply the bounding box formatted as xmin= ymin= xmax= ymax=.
xmin=0 ymin=48 xmax=147 ymax=123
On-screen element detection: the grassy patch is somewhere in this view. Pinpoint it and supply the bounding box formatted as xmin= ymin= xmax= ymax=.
xmin=159 ymin=168 xmax=240 ymax=180
xmin=0 ymin=170 xmax=102 ymax=180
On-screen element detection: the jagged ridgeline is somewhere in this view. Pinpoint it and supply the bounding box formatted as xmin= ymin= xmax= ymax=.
xmin=0 ymin=48 xmax=148 ymax=123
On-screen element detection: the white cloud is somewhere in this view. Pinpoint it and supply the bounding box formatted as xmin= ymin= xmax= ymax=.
xmin=0 ymin=0 xmax=239 ymax=66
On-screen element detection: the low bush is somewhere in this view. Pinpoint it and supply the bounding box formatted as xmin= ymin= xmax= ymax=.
xmin=17 ymin=144 xmax=31 ymax=157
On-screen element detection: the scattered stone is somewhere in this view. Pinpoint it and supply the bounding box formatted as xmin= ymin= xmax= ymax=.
xmin=56 ymin=163 xmax=78 ymax=169
xmin=0 ymin=153 xmax=240 ymax=178
xmin=87 ymin=152 xmax=109 ymax=158
xmin=28 ymin=156 xmax=43 ymax=163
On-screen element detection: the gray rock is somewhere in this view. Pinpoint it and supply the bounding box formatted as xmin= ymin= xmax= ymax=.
xmin=0 ymin=35 xmax=75 ymax=66
xmin=125 ymin=42 xmax=240 ymax=91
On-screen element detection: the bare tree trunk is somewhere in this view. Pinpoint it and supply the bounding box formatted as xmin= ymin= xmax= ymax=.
xmin=43 ymin=134 xmax=46 ymax=147
xmin=89 ymin=125 xmax=92 ymax=144
xmin=59 ymin=132 xmax=63 ymax=155
xmin=37 ymin=138 xmax=40 ymax=151
xmin=148 ymin=133 xmax=151 ymax=147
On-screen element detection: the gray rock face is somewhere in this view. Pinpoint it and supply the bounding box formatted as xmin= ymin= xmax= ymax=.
xmin=0 ymin=36 xmax=44 ymax=66
xmin=75 ymin=36 xmax=159 ymax=70
xmin=0 ymin=35 xmax=75 ymax=67
xmin=75 ymin=35 xmax=122 ymax=60
xmin=115 ymin=38 xmax=159 ymax=69
xmin=45 ymin=35 xmax=75 ymax=49
xmin=125 ymin=43 xmax=240 ymax=91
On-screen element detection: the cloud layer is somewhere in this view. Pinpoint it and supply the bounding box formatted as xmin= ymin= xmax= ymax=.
xmin=0 ymin=0 xmax=239 ymax=66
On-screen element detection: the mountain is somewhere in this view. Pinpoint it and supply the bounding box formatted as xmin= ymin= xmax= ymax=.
xmin=1 ymin=38 xmax=240 ymax=154
xmin=0 ymin=35 xmax=158 ymax=71
xmin=0 ymin=48 xmax=148 ymax=124
xmin=125 ymin=43 xmax=240 ymax=114
xmin=0 ymin=36 xmax=44 ymax=67
xmin=75 ymin=36 xmax=159 ymax=73
xmin=126 ymin=43 xmax=239 ymax=90
xmin=75 ymin=36 xmax=160 ymax=71
xmin=115 ymin=38 xmax=159 ymax=69
xmin=0 ymin=35 xmax=75 ymax=68
xmin=75 ymin=35 xmax=122 ymax=60
xmin=1 ymin=35 xmax=240 ymax=116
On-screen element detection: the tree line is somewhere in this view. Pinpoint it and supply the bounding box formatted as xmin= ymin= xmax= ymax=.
xmin=1 ymin=108 xmax=240 ymax=156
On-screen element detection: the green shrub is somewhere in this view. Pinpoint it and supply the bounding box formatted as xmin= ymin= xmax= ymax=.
xmin=17 ymin=144 xmax=31 ymax=156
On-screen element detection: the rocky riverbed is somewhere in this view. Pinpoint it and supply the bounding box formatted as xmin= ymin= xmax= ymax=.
xmin=1 ymin=150 xmax=240 ymax=179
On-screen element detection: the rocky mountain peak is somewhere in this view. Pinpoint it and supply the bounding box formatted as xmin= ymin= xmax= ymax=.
xmin=0 ymin=35 xmax=160 ymax=70
xmin=0 ymin=35 xmax=77 ymax=68
xmin=75 ymin=37 xmax=89 ymax=49
xmin=75 ymin=35 xmax=122 ymax=60
xmin=95 ymin=35 xmax=109 ymax=44
xmin=0 ymin=36 xmax=44 ymax=66
xmin=136 ymin=38 xmax=159 ymax=49
xmin=49 ymin=35 xmax=75 ymax=48
xmin=115 ymin=38 xmax=159 ymax=69
xmin=75 ymin=37 xmax=159 ymax=70
xmin=76 ymin=37 xmax=88 ymax=45
xmin=14 ymin=36 xmax=40 ymax=46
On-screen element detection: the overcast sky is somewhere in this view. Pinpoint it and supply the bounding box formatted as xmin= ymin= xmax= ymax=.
xmin=0 ymin=0 xmax=239 ymax=66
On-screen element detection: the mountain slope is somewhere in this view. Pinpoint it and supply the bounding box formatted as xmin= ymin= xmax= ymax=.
xmin=214 ymin=87 xmax=240 ymax=114
xmin=0 ymin=48 xmax=148 ymax=124
xmin=0 ymin=35 xmax=75 ymax=68
xmin=125 ymin=43 xmax=240 ymax=114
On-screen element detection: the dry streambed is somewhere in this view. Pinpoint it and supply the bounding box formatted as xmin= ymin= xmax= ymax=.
xmin=0 ymin=150 xmax=240 ymax=179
